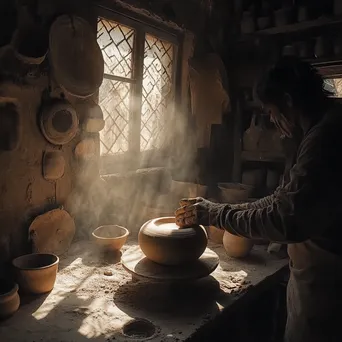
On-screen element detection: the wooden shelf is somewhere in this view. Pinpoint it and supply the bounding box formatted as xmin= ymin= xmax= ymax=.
xmin=237 ymin=15 xmax=342 ymax=43
xmin=241 ymin=151 xmax=285 ymax=163
xmin=306 ymin=56 xmax=342 ymax=66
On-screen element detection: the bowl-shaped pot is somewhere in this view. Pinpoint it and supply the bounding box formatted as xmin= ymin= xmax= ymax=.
xmin=0 ymin=279 xmax=20 ymax=320
xmin=138 ymin=217 xmax=208 ymax=266
xmin=223 ymin=231 xmax=254 ymax=258
xmin=92 ymin=225 xmax=129 ymax=252
xmin=12 ymin=253 xmax=59 ymax=294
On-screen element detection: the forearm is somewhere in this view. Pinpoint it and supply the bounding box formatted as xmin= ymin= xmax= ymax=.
xmin=230 ymin=194 xmax=275 ymax=210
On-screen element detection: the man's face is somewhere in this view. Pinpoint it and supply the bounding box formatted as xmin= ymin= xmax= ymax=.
xmin=263 ymin=103 xmax=294 ymax=138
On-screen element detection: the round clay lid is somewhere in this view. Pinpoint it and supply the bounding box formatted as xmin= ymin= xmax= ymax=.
xmin=29 ymin=208 xmax=75 ymax=256
xmin=49 ymin=15 xmax=104 ymax=98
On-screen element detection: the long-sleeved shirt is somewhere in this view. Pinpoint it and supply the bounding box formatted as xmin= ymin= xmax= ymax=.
xmin=215 ymin=103 xmax=342 ymax=256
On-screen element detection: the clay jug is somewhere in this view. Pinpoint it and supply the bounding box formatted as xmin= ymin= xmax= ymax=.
xmin=138 ymin=217 xmax=208 ymax=266
xmin=223 ymin=231 xmax=254 ymax=258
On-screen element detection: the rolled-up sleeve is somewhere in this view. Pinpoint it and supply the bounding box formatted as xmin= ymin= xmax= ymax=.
xmin=215 ymin=127 xmax=341 ymax=243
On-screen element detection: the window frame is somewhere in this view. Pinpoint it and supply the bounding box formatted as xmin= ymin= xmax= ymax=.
xmin=95 ymin=6 xmax=183 ymax=174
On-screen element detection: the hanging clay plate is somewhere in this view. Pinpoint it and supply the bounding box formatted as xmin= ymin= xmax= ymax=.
xmin=74 ymin=138 xmax=97 ymax=160
xmin=42 ymin=151 xmax=65 ymax=180
xmin=49 ymin=15 xmax=104 ymax=98
xmin=29 ymin=208 xmax=75 ymax=256
xmin=78 ymin=103 xmax=105 ymax=133
xmin=138 ymin=217 xmax=208 ymax=266
xmin=0 ymin=97 xmax=20 ymax=151
xmin=40 ymin=99 xmax=78 ymax=145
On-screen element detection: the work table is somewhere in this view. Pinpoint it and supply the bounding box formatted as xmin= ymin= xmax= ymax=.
xmin=0 ymin=240 xmax=288 ymax=342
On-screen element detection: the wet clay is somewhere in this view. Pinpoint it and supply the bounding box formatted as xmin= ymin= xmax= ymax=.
xmin=138 ymin=217 xmax=208 ymax=266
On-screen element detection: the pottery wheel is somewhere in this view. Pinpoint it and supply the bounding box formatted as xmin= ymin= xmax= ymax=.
xmin=122 ymin=246 xmax=219 ymax=282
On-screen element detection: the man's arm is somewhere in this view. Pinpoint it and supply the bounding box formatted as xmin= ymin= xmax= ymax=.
xmin=215 ymin=128 xmax=341 ymax=243
xmin=230 ymin=191 xmax=280 ymax=210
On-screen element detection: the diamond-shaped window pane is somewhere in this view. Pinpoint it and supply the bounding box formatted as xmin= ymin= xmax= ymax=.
xmin=141 ymin=34 xmax=174 ymax=151
xmin=99 ymin=78 xmax=131 ymax=155
xmin=97 ymin=18 xmax=135 ymax=78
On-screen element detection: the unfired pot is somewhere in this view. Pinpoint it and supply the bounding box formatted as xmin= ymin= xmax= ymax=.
xmin=223 ymin=231 xmax=254 ymax=258
xmin=138 ymin=217 xmax=208 ymax=266
xmin=0 ymin=280 xmax=20 ymax=320
xmin=92 ymin=225 xmax=129 ymax=252
xmin=12 ymin=254 xmax=59 ymax=294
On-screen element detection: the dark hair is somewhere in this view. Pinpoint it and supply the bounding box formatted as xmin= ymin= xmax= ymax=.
xmin=254 ymin=56 xmax=333 ymax=116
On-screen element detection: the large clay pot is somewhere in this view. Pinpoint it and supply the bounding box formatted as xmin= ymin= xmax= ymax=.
xmin=223 ymin=231 xmax=254 ymax=258
xmin=12 ymin=253 xmax=59 ymax=294
xmin=138 ymin=217 xmax=208 ymax=266
xmin=0 ymin=280 xmax=20 ymax=320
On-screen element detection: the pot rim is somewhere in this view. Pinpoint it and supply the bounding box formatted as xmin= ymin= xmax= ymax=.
xmin=12 ymin=253 xmax=59 ymax=271
xmin=0 ymin=280 xmax=18 ymax=298
xmin=92 ymin=225 xmax=129 ymax=240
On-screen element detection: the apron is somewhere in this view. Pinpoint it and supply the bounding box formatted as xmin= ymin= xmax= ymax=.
xmin=285 ymin=241 xmax=342 ymax=342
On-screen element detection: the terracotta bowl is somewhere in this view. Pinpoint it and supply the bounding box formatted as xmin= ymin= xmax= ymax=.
xmin=207 ymin=226 xmax=224 ymax=244
xmin=0 ymin=279 xmax=20 ymax=320
xmin=223 ymin=231 xmax=254 ymax=258
xmin=92 ymin=225 xmax=129 ymax=252
xmin=12 ymin=253 xmax=59 ymax=294
xmin=138 ymin=217 xmax=208 ymax=266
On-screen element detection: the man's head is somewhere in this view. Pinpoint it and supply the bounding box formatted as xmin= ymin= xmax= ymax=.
xmin=255 ymin=56 xmax=332 ymax=138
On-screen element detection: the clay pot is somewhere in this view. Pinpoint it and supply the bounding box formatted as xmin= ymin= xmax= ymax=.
xmin=92 ymin=225 xmax=129 ymax=252
xmin=242 ymin=169 xmax=265 ymax=188
xmin=223 ymin=231 xmax=254 ymax=258
xmin=138 ymin=217 xmax=208 ymax=266
xmin=12 ymin=254 xmax=59 ymax=294
xmin=207 ymin=226 xmax=224 ymax=244
xmin=0 ymin=280 xmax=20 ymax=320
xmin=171 ymin=181 xmax=207 ymax=198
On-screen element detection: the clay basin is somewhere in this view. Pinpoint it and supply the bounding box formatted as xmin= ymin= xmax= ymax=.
xmin=223 ymin=231 xmax=254 ymax=258
xmin=92 ymin=225 xmax=129 ymax=252
xmin=138 ymin=217 xmax=208 ymax=266
xmin=0 ymin=279 xmax=20 ymax=320
xmin=12 ymin=253 xmax=59 ymax=294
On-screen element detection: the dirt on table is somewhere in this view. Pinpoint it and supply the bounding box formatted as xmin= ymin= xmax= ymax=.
xmin=0 ymin=239 xmax=288 ymax=342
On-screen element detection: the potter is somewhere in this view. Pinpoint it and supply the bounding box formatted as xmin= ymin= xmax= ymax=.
xmin=176 ymin=57 xmax=342 ymax=342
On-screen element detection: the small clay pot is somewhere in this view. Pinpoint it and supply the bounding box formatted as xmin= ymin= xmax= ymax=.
xmin=223 ymin=231 xmax=254 ymax=258
xmin=92 ymin=225 xmax=129 ymax=252
xmin=0 ymin=280 xmax=20 ymax=320
xmin=12 ymin=254 xmax=59 ymax=294
xmin=207 ymin=226 xmax=224 ymax=244
xmin=138 ymin=217 xmax=208 ymax=266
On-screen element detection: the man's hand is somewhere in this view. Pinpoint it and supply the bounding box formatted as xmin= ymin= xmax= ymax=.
xmin=175 ymin=197 xmax=227 ymax=228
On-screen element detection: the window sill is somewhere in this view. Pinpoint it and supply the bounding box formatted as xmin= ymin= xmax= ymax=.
xmin=100 ymin=149 xmax=172 ymax=175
